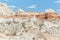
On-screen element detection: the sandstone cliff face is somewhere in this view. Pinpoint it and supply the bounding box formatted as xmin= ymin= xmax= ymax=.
xmin=35 ymin=14 xmax=45 ymax=19
xmin=45 ymin=12 xmax=60 ymax=19
xmin=45 ymin=12 xmax=56 ymax=19
xmin=15 ymin=8 xmax=60 ymax=19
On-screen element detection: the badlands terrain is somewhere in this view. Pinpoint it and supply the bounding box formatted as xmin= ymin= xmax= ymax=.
xmin=0 ymin=2 xmax=60 ymax=40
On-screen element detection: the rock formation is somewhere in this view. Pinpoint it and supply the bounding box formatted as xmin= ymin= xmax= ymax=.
xmin=15 ymin=8 xmax=60 ymax=19
xmin=0 ymin=2 xmax=60 ymax=40
xmin=0 ymin=2 xmax=15 ymax=16
xmin=45 ymin=9 xmax=60 ymax=19
xmin=45 ymin=9 xmax=55 ymax=13
xmin=0 ymin=2 xmax=60 ymax=19
xmin=45 ymin=9 xmax=57 ymax=19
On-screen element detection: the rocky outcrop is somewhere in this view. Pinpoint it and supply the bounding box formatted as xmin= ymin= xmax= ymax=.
xmin=0 ymin=3 xmax=60 ymax=40
xmin=45 ymin=12 xmax=56 ymax=19
xmin=0 ymin=2 xmax=15 ymax=16
xmin=45 ymin=12 xmax=60 ymax=19
xmin=0 ymin=2 xmax=60 ymax=19
xmin=15 ymin=8 xmax=60 ymax=19
xmin=35 ymin=14 xmax=45 ymax=19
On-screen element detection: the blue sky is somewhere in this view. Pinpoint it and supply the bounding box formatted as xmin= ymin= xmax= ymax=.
xmin=0 ymin=0 xmax=60 ymax=13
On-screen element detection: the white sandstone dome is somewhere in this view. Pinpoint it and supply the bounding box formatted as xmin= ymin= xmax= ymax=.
xmin=0 ymin=2 xmax=15 ymax=16
xmin=45 ymin=9 xmax=55 ymax=13
xmin=18 ymin=9 xmax=25 ymax=13
xmin=16 ymin=9 xmax=26 ymax=15
xmin=16 ymin=9 xmax=25 ymax=13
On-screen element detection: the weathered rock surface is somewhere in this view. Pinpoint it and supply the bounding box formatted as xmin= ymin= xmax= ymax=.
xmin=0 ymin=2 xmax=15 ymax=16
xmin=0 ymin=3 xmax=60 ymax=40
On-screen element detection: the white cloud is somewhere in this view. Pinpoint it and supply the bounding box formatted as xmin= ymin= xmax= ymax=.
xmin=8 ymin=5 xmax=16 ymax=8
xmin=55 ymin=0 xmax=60 ymax=3
xmin=27 ymin=5 xmax=37 ymax=8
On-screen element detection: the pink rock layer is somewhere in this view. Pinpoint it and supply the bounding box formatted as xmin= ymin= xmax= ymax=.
xmin=0 ymin=12 xmax=60 ymax=19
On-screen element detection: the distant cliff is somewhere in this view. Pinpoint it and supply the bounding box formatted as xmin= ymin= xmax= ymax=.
xmin=0 ymin=2 xmax=60 ymax=19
